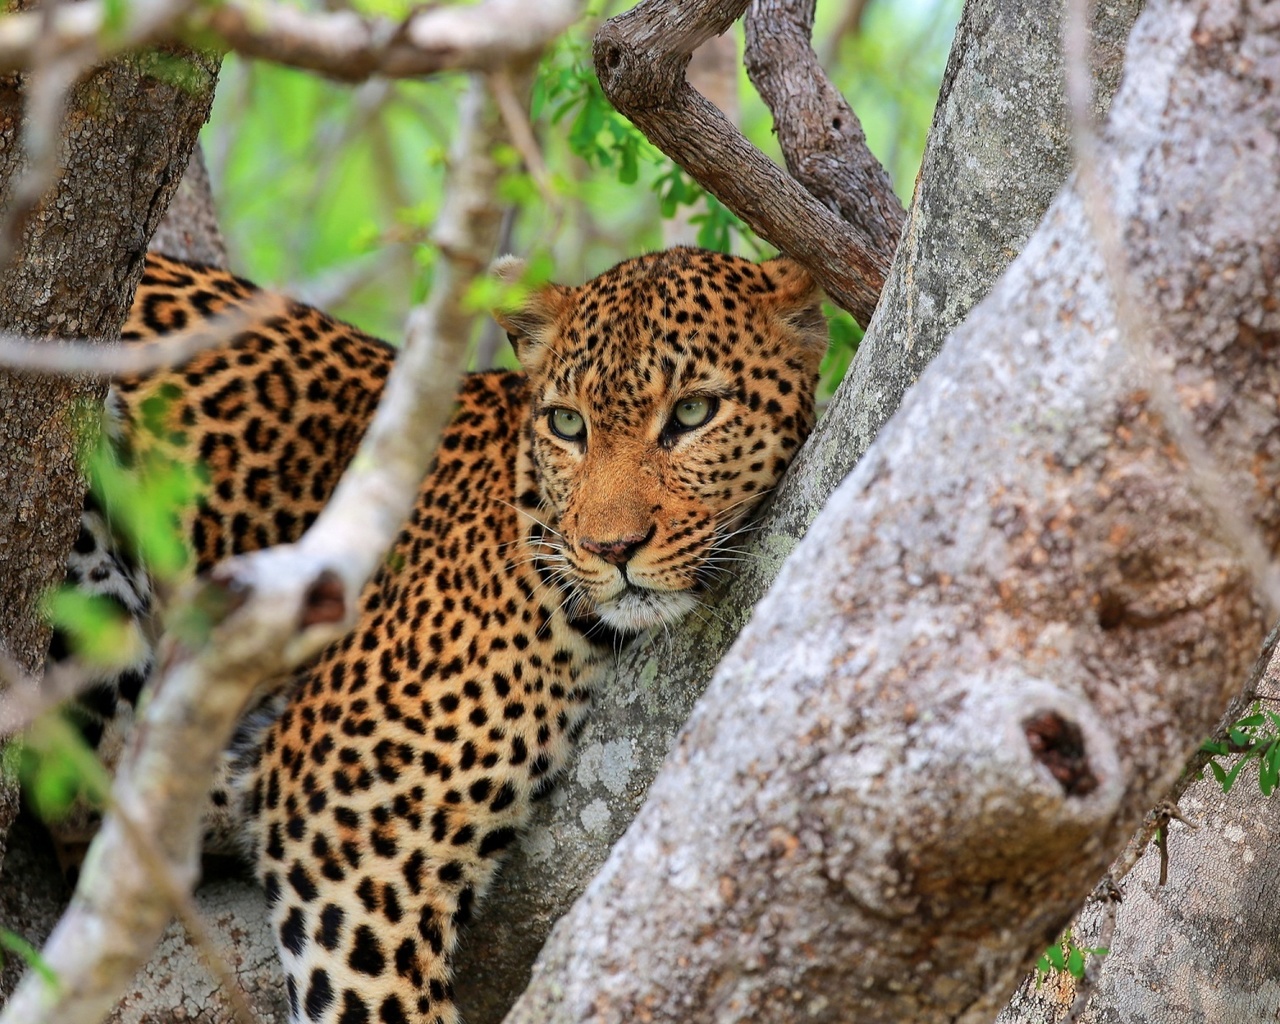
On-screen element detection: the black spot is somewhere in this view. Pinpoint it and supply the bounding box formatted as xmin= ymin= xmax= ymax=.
xmin=479 ymin=827 xmax=518 ymax=858
xmin=490 ymin=781 xmax=516 ymax=812
xmin=348 ymin=924 xmax=386 ymax=976
xmin=304 ymin=967 xmax=334 ymax=1021
xmin=403 ymin=850 xmax=425 ymax=894
xmin=419 ymin=910 xmax=444 ymax=955
xmin=280 ymin=907 xmax=306 ymax=956
xmin=317 ymin=903 xmax=344 ymax=951
xmin=337 ymin=989 xmax=370 ymax=1024
xmin=438 ymin=860 xmax=464 ymax=883
xmin=288 ymin=862 xmax=318 ymax=902
xmin=394 ymin=937 xmax=417 ymax=977
xmin=379 ymin=994 xmax=409 ymax=1024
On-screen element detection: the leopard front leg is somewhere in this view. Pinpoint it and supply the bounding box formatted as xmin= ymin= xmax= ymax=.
xmin=244 ymin=669 xmax=570 ymax=1024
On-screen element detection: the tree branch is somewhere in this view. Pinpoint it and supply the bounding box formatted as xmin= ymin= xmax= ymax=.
xmin=0 ymin=71 xmax=510 ymax=1024
xmin=0 ymin=0 xmax=585 ymax=81
xmin=503 ymin=1 xmax=1280 ymax=1018
xmin=592 ymin=0 xmax=890 ymax=324
xmin=743 ymin=0 xmax=904 ymax=258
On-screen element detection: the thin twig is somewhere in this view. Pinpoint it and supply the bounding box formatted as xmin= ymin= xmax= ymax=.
xmin=0 ymin=291 xmax=285 ymax=378
xmin=0 ymin=68 xmax=517 ymax=1024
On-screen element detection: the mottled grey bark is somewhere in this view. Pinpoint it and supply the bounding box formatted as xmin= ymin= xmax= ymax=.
xmin=997 ymin=644 xmax=1280 ymax=1023
xmin=453 ymin=3 xmax=1141 ymax=1021
xmin=502 ymin=0 xmax=1280 ymax=1018
xmin=0 ymin=46 xmax=218 ymax=909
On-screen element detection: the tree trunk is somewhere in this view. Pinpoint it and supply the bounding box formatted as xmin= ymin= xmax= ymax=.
xmin=998 ymin=635 xmax=1280 ymax=1023
xmin=499 ymin=0 xmax=1280 ymax=1018
xmin=455 ymin=1 xmax=1141 ymax=1020
xmin=0 ymin=45 xmax=218 ymax=996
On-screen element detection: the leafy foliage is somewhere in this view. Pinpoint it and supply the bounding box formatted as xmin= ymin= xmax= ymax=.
xmin=1035 ymin=930 xmax=1109 ymax=985
xmin=207 ymin=0 xmax=959 ymax=394
xmin=1202 ymin=704 xmax=1280 ymax=796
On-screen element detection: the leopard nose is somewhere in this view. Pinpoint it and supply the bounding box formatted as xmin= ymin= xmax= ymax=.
xmin=580 ymin=530 xmax=651 ymax=567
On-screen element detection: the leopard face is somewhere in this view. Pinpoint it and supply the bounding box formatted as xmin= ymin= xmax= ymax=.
xmin=498 ymin=247 xmax=827 ymax=633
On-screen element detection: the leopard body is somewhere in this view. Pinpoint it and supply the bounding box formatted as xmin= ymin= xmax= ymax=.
xmin=54 ymin=247 xmax=827 ymax=1024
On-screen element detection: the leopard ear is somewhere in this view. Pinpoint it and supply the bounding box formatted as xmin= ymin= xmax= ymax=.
xmin=759 ymin=255 xmax=829 ymax=366
xmin=491 ymin=256 xmax=571 ymax=375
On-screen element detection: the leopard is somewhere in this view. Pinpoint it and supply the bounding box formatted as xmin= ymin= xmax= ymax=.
xmin=52 ymin=245 xmax=828 ymax=1024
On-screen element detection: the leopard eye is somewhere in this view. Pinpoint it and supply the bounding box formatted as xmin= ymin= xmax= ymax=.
xmin=672 ymin=396 xmax=717 ymax=430
xmin=549 ymin=407 xmax=586 ymax=441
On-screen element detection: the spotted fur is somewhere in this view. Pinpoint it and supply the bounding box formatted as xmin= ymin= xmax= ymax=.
xmin=52 ymin=247 xmax=827 ymax=1024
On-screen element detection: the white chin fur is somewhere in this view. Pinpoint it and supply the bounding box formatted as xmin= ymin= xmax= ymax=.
xmin=596 ymin=588 xmax=700 ymax=633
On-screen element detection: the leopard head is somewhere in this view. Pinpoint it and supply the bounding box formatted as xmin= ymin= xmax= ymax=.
xmin=495 ymin=247 xmax=827 ymax=633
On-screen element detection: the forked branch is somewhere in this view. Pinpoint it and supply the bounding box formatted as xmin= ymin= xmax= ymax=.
xmin=743 ymin=0 xmax=905 ymax=256
xmin=593 ymin=0 xmax=894 ymax=324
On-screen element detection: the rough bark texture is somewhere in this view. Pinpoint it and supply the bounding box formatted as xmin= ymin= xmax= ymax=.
xmin=792 ymin=0 xmax=1142 ymax=514
xmin=743 ymin=0 xmax=904 ymax=257
xmin=0 ymin=46 xmax=218 ymax=896
xmin=500 ymin=2 xmax=1280 ymax=1020
xmin=997 ymin=634 xmax=1280 ymax=1023
xmin=452 ymin=3 xmax=1140 ymax=1021
xmin=594 ymin=0 xmax=890 ymax=324
xmin=0 ymin=49 xmax=218 ymax=675
xmin=148 ymin=146 xmax=227 ymax=268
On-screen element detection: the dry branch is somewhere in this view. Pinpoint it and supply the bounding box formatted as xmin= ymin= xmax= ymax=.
xmin=0 ymin=72 xmax=510 ymax=1024
xmin=0 ymin=0 xmax=585 ymax=81
xmin=504 ymin=2 xmax=1280 ymax=1019
xmin=593 ymin=0 xmax=890 ymax=325
xmin=743 ymin=0 xmax=904 ymax=257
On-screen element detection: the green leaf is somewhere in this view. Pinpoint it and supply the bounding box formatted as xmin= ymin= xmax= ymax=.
xmin=0 ymin=931 xmax=58 ymax=990
xmin=43 ymin=588 xmax=142 ymax=669
xmin=1221 ymin=755 xmax=1252 ymax=794
xmin=19 ymin=715 xmax=113 ymax=822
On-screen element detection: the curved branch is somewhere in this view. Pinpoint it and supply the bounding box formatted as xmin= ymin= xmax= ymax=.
xmin=199 ymin=0 xmax=583 ymax=82
xmin=743 ymin=0 xmax=904 ymax=258
xmin=593 ymin=0 xmax=890 ymax=325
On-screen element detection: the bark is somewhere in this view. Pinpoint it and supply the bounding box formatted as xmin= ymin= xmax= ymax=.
xmin=454 ymin=2 xmax=1141 ymax=1021
xmin=743 ymin=0 xmax=905 ymax=257
xmin=661 ymin=33 xmax=739 ymax=248
xmin=148 ymin=147 xmax=227 ymax=268
xmin=998 ymin=639 xmax=1280 ymax=1024
xmin=0 ymin=0 xmax=585 ymax=82
xmin=0 ymin=44 xmax=218 ymax=894
xmin=501 ymin=2 xmax=1280 ymax=1020
xmin=0 ymin=48 xmax=218 ymax=678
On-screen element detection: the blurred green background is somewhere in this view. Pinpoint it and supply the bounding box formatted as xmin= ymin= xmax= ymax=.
xmin=203 ymin=0 xmax=961 ymax=393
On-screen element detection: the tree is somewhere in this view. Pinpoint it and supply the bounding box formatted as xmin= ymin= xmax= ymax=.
xmin=2 ymin=0 xmax=1278 ymax=1022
